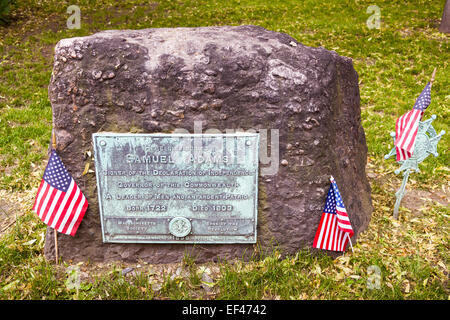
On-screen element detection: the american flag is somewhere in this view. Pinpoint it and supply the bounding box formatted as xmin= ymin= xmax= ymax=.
xmin=313 ymin=176 xmax=354 ymax=252
xmin=395 ymin=82 xmax=431 ymax=161
xmin=32 ymin=150 xmax=88 ymax=236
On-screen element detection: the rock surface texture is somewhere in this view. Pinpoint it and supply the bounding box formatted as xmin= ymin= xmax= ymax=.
xmin=45 ymin=25 xmax=373 ymax=263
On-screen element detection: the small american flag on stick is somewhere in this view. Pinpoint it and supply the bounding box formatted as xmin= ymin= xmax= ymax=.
xmin=313 ymin=176 xmax=354 ymax=252
xmin=32 ymin=149 xmax=88 ymax=236
xmin=395 ymin=70 xmax=435 ymax=161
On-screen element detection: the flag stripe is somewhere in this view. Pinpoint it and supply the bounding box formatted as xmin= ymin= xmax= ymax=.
xmin=397 ymin=111 xmax=415 ymax=147
xmin=333 ymin=215 xmax=339 ymax=251
xmin=404 ymin=112 xmax=423 ymax=151
xmin=336 ymin=213 xmax=350 ymax=221
xmin=65 ymin=194 xmax=85 ymax=235
xmin=342 ymin=234 xmax=349 ymax=252
xmin=338 ymin=223 xmax=353 ymax=233
xmin=324 ymin=214 xmax=332 ymax=250
xmin=43 ymin=190 xmax=63 ymax=225
xmin=34 ymin=182 xmax=50 ymax=216
xmin=396 ymin=109 xmax=411 ymax=139
xmin=57 ymin=187 xmax=81 ymax=233
xmin=337 ymin=219 xmax=352 ymax=227
xmin=67 ymin=196 xmax=88 ymax=236
xmin=397 ymin=110 xmax=421 ymax=150
xmin=317 ymin=214 xmax=329 ymax=250
xmin=49 ymin=180 xmax=75 ymax=229
xmin=32 ymin=180 xmax=46 ymax=212
xmin=38 ymin=184 xmax=53 ymax=219
xmin=69 ymin=200 xmax=88 ymax=236
xmin=396 ymin=146 xmax=412 ymax=162
xmin=336 ymin=226 xmax=341 ymax=251
xmin=322 ymin=214 xmax=332 ymax=250
xmin=53 ymin=183 xmax=78 ymax=232
xmin=60 ymin=190 xmax=83 ymax=235
xmin=395 ymin=83 xmax=431 ymax=161
xmin=313 ymin=212 xmax=326 ymax=248
xmin=333 ymin=218 xmax=338 ymax=251
xmin=328 ymin=215 xmax=336 ymax=251
xmin=40 ymin=189 xmax=59 ymax=222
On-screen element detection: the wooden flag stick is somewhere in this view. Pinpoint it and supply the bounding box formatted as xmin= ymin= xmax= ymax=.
xmin=54 ymin=228 xmax=59 ymax=264
xmin=430 ymin=67 xmax=437 ymax=89
xmin=52 ymin=130 xmax=59 ymax=264
xmin=52 ymin=130 xmax=56 ymax=150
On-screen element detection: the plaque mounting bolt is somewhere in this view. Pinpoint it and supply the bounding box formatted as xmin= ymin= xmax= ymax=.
xmin=246 ymin=140 xmax=251 ymax=146
xmin=168 ymin=217 xmax=192 ymax=238
xmin=99 ymin=140 xmax=106 ymax=146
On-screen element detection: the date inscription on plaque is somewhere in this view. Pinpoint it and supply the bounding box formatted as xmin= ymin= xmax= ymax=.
xmin=93 ymin=132 xmax=259 ymax=243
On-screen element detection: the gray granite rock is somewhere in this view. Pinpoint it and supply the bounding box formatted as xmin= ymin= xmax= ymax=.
xmin=45 ymin=25 xmax=372 ymax=263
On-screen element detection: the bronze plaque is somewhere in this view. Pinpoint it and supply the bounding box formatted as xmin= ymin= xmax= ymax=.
xmin=93 ymin=133 xmax=259 ymax=243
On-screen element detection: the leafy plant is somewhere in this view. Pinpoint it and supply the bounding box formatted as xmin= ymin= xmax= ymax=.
xmin=0 ymin=0 xmax=12 ymax=25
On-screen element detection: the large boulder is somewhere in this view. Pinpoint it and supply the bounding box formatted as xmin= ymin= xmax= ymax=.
xmin=45 ymin=25 xmax=372 ymax=263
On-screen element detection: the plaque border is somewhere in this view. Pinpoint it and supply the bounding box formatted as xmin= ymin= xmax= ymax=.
xmin=92 ymin=132 xmax=259 ymax=244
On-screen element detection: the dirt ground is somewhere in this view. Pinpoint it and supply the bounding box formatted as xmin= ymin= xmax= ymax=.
xmin=0 ymin=187 xmax=38 ymax=236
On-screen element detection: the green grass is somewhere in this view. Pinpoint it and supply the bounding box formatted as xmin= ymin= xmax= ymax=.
xmin=0 ymin=0 xmax=448 ymax=300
